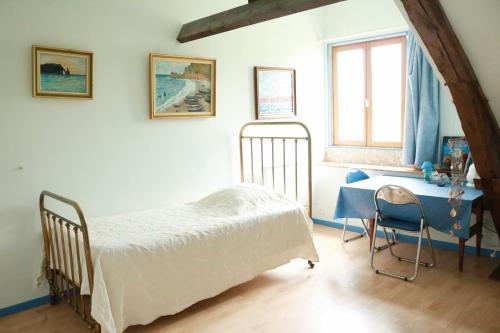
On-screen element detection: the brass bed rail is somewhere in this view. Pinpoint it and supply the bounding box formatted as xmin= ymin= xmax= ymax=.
xmin=239 ymin=121 xmax=312 ymax=218
xmin=39 ymin=191 xmax=100 ymax=332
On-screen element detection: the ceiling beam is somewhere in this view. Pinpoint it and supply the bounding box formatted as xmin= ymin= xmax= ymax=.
xmin=177 ymin=0 xmax=345 ymax=43
xmin=400 ymin=0 xmax=500 ymax=237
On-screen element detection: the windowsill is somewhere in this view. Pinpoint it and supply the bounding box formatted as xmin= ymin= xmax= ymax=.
xmin=327 ymin=145 xmax=402 ymax=151
xmin=317 ymin=161 xmax=421 ymax=175
xmin=325 ymin=146 xmax=405 ymax=167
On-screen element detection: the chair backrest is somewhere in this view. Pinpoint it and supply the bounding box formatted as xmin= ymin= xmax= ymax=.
xmin=346 ymin=168 xmax=369 ymax=184
xmin=374 ymin=185 xmax=424 ymax=218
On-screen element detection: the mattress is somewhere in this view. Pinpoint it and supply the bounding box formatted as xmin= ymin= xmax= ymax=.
xmin=79 ymin=183 xmax=319 ymax=333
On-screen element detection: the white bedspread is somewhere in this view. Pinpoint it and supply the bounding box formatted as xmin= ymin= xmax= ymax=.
xmin=80 ymin=184 xmax=318 ymax=333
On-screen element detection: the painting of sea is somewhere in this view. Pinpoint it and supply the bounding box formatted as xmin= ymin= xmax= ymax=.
xmin=150 ymin=54 xmax=216 ymax=119
xmin=254 ymin=67 xmax=296 ymax=120
xmin=32 ymin=45 xmax=93 ymax=98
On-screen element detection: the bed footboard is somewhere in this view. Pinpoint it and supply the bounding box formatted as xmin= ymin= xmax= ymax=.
xmin=239 ymin=121 xmax=312 ymax=217
xmin=39 ymin=191 xmax=100 ymax=332
xmin=240 ymin=121 xmax=315 ymax=269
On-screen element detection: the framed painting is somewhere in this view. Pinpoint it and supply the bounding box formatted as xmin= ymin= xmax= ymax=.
xmin=254 ymin=66 xmax=296 ymax=120
xmin=442 ymin=136 xmax=470 ymax=168
xmin=149 ymin=54 xmax=216 ymax=119
xmin=32 ymin=45 xmax=93 ymax=98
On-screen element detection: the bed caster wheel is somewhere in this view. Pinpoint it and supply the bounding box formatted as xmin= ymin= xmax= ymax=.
xmin=404 ymin=277 xmax=408 ymax=282
xmin=397 ymin=257 xmax=402 ymax=261
xmin=308 ymin=260 xmax=315 ymax=269
xmin=375 ymin=270 xmax=379 ymax=274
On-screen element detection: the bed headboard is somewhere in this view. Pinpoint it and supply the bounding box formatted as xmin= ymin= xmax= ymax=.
xmin=239 ymin=121 xmax=312 ymax=217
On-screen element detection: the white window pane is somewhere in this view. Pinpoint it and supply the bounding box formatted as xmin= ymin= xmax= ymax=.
xmin=371 ymin=43 xmax=403 ymax=143
xmin=336 ymin=48 xmax=365 ymax=142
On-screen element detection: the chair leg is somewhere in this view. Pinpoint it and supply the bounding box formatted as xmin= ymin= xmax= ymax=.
xmin=360 ymin=218 xmax=369 ymax=235
xmin=409 ymin=227 xmax=424 ymax=281
xmin=381 ymin=226 xmax=434 ymax=267
xmin=371 ymin=220 xmax=433 ymax=282
xmin=375 ymin=228 xmax=398 ymax=252
xmin=371 ymin=218 xmax=413 ymax=281
xmin=391 ymin=229 xmax=398 ymax=243
xmin=369 ymin=217 xmax=379 ymax=272
xmin=383 ymin=228 xmax=397 ymax=258
xmin=425 ymin=226 xmax=436 ymax=267
xmin=342 ymin=218 xmax=365 ymax=243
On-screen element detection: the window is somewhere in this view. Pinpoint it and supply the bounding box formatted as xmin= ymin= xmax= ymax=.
xmin=332 ymin=36 xmax=406 ymax=148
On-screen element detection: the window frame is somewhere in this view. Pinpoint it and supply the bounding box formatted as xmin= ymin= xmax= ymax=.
xmin=332 ymin=35 xmax=406 ymax=148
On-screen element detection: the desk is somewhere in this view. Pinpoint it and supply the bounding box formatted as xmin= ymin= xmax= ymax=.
xmin=334 ymin=175 xmax=484 ymax=271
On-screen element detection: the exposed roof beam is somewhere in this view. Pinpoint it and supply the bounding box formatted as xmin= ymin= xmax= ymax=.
xmin=177 ymin=0 xmax=345 ymax=43
xmin=399 ymin=0 xmax=500 ymax=237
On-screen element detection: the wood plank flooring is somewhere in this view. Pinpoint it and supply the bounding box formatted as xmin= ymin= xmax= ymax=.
xmin=1 ymin=225 xmax=499 ymax=333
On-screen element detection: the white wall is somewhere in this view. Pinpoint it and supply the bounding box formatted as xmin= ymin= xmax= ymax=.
xmin=0 ymin=0 xmax=326 ymax=308
xmin=322 ymin=0 xmax=407 ymax=41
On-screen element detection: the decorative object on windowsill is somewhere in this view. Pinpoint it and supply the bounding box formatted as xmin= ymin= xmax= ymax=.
xmin=421 ymin=161 xmax=433 ymax=182
xmin=447 ymin=137 xmax=467 ymax=234
xmin=254 ymin=66 xmax=296 ymax=120
xmin=466 ymin=163 xmax=479 ymax=187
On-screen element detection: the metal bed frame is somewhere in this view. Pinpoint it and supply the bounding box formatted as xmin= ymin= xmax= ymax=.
xmin=39 ymin=191 xmax=99 ymax=331
xmin=39 ymin=121 xmax=313 ymax=332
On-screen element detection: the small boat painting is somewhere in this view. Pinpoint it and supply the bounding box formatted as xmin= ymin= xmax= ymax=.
xmin=150 ymin=54 xmax=216 ymax=119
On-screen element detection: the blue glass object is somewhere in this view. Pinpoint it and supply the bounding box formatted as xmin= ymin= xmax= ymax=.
xmin=421 ymin=161 xmax=433 ymax=182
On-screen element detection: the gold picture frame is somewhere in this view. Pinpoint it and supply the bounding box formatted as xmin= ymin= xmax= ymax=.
xmin=149 ymin=54 xmax=216 ymax=119
xmin=254 ymin=66 xmax=296 ymax=120
xmin=32 ymin=45 xmax=93 ymax=99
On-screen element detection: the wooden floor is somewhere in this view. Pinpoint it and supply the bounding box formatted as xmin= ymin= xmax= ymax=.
xmin=1 ymin=225 xmax=499 ymax=333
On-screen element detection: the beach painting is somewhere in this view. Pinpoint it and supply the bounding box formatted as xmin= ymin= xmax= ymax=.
xmin=150 ymin=54 xmax=216 ymax=119
xmin=254 ymin=67 xmax=296 ymax=120
xmin=32 ymin=45 xmax=93 ymax=98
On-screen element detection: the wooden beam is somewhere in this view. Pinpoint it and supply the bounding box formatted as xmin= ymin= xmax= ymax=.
xmin=400 ymin=0 xmax=500 ymax=238
xmin=177 ymin=0 xmax=345 ymax=43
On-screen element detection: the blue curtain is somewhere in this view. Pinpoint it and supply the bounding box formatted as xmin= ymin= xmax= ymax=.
xmin=403 ymin=31 xmax=440 ymax=166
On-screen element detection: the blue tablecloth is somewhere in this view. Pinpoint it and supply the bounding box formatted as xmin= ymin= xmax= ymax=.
xmin=333 ymin=175 xmax=483 ymax=238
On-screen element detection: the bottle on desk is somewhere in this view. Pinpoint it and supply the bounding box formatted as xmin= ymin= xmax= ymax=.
xmin=421 ymin=161 xmax=433 ymax=182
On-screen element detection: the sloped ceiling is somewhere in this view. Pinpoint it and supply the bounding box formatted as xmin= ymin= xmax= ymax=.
xmin=440 ymin=0 xmax=500 ymax=126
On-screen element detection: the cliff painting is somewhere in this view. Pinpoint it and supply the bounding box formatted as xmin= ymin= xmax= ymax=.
xmin=33 ymin=46 xmax=93 ymax=98
xmin=150 ymin=54 xmax=216 ymax=119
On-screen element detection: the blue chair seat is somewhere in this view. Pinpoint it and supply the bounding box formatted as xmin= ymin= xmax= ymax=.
xmin=378 ymin=217 xmax=421 ymax=232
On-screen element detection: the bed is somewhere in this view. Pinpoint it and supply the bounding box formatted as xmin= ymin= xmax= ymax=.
xmin=39 ymin=121 xmax=318 ymax=333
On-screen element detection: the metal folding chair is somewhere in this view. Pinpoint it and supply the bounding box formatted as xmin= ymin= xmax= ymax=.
xmin=370 ymin=185 xmax=436 ymax=281
xmin=342 ymin=169 xmax=370 ymax=242
xmin=342 ymin=169 xmax=397 ymax=251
